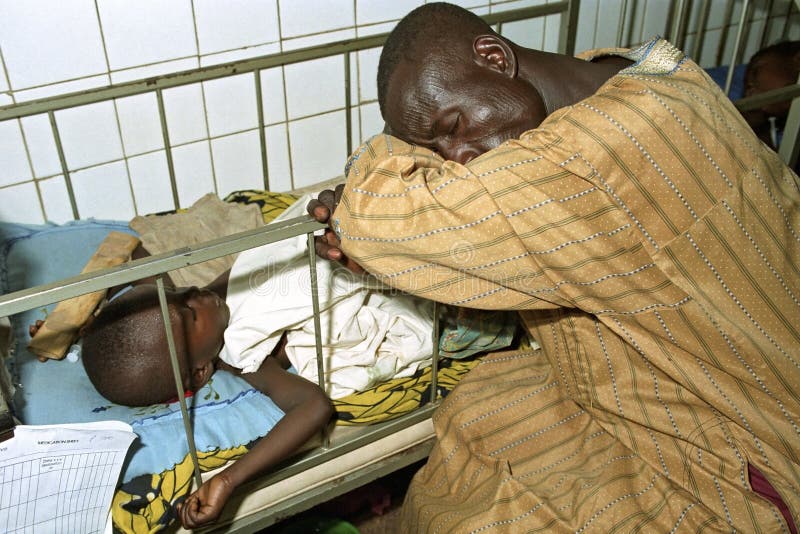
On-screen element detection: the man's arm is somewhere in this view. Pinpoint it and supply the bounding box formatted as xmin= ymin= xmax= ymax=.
xmin=177 ymin=353 xmax=332 ymax=529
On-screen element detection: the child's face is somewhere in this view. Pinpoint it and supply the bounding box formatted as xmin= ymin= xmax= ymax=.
xmin=170 ymin=286 xmax=230 ymax=367
xmin=745 ymin=55 xmax=797 ymax=119
xmin=124 ymin=284 xmax=230 ymax=368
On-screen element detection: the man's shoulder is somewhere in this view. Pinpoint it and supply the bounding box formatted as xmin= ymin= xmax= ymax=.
xmin=579 ymin=38 xmax=687 ymax=76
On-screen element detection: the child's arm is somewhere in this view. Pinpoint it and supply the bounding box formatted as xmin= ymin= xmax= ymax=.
xmin=176 ymin=352 xmax=333 ymax=529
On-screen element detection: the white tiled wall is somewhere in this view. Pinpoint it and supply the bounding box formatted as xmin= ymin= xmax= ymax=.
xmin=0 ymin=0 xmax=797 ymax=224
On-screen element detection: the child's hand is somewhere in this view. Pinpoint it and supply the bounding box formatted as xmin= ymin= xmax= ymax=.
xmin=176 ymin=472 xmax=235 ymax=529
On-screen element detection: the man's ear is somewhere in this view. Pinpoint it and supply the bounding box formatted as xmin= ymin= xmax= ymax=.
xmin=190 ymin=360 xmax=215 ymax=391
xmin=473 ymin=35 xmax=517 ymax=77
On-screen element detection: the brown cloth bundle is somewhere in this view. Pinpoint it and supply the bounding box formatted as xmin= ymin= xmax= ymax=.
xmin=27 ymin=231 xmax=140 ymax=360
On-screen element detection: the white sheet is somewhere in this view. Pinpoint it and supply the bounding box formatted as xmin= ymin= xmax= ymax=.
xmin=219 ymin=194 xmax=434 ymax=399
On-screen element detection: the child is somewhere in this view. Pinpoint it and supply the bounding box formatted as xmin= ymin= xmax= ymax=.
xmin=76 ymin=273 xmax=333 ymax=530
xmin=742 ymin=40 xmax=800 ymax=150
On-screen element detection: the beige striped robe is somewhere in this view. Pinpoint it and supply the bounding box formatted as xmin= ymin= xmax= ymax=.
xmin=334 ymin=39 xmax=800 ymax=532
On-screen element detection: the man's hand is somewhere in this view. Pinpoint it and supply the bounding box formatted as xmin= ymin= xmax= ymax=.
xmin=176 ymin=473 xmax=235 ymax=529
xmin=306 ymin=185 xmax=365 ymax=274
xmin=28 ymin=319 xmax=44 ymax=338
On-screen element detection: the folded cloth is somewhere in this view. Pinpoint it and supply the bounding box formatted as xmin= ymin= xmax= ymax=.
xmin=129 ymin=193 xmax=264 ymax=288
xmin=220 ymin=194 xmax=435 ymax=399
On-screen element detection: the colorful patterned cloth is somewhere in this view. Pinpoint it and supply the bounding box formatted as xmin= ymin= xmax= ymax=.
xmin=335 ymin=39 xmax=800 ymax=531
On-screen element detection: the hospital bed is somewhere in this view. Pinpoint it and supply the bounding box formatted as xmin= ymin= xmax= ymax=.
xmin=0 ymin=1 xmax=798 ymax=532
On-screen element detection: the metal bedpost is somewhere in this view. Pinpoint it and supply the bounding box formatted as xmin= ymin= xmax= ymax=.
xmin=724 ymin=0 xmax=751 ymax=96
xmin=345 ymin=52 xmax=353 ymax=158
xmin=255 ymin=69 xmax=271 ymax=191
xmin=157 ymin=277 xmax=204 ymax=490
xmin=616 ymin=0 xmax=629 ymax=48
xmin=429 ymin=301 xmax=439 ymax=405
xmin=692 ymin=0 xmax=712 ymax=62
xmin=307 ymin=232 xmax=330 ymax=448
xmin=670 ymin=0 xmax=690 ymax=50
xmin=558 ymin=0 xmax=580 ymax=56
xmin=156 ymin=89 xmax=181 ymax=211
xmin=48 ymin=111 xmax=79 ymax=221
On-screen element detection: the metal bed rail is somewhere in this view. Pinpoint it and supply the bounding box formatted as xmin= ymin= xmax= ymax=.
xmin=0 ymin=214 xmax=445 ymax=495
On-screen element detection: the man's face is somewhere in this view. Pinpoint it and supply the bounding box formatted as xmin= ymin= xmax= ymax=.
xmin=383 ymin=55 xmax=546 ymax=164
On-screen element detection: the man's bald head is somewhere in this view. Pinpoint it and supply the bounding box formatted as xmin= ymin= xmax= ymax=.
xmin=377 ymin=3 xmax=496 ymax=118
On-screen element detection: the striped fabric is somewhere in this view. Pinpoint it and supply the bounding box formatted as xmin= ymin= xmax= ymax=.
xmin=334 ymin=38 xmax=800 ymax=531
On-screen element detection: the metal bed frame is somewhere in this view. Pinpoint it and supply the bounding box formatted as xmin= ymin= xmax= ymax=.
xmin=0 ymin=1 xmax=798 ymax=531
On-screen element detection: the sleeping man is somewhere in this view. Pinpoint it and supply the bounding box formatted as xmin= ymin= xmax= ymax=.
xmin=308 ymin=3 xmax=800 ymax=532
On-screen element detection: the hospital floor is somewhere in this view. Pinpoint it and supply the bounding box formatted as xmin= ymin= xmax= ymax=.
xmin=263 ymin=460 xmax=423 ymax=534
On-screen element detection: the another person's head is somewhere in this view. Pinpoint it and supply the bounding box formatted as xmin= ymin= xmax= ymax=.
xmin=81 ymin=285 xmax=229 ymax=406
xmin=377 ymin=2 xmax=547 ymax=164
xmin=744 ymin=41 xmax=800 ymax=132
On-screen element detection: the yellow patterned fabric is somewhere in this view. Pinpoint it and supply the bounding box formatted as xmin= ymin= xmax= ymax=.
xmin=334 ymin=356 xmax=481 ymax=425
xmin=112 ymin=445 xmax=248 ymax=534
xmin=335 ymin=39 xmax=800 ymax=531
xmin=224 ymin=189 xmax=299 ymax=223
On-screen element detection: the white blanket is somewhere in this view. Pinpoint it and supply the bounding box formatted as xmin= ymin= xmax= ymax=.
xmin=219 ymin=195 xmax=434 ymax=399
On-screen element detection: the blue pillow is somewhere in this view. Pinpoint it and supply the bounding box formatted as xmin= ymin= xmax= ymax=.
xmin=0 ymin=220 xmax=285 ymax=482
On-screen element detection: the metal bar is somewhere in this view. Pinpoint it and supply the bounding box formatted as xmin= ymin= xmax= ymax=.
xmin=692 ymin=0 xmax=712 ymax=61
xmin=0 ymin=216 xmax=325 ymax=318
xmin=616 ymin=0 xmax=629 ymax=47
xmin=344 ymin=52 xmax=353 ymax=157
xmin=779 ymin=80 xmax=800 ymax=169
xmin=306 ymin=232 xmax=330 ymax=449
xmin=429 ymin=302 xmax=439 ymax=405
xmin=670 ymin=0 xmax=689 ymax=50
xmin=156 ymin=89 xmax=181 ymax=211
xmin=0 ymin=4 xmax=568 ymax=123
xmin=557 ymin=0 xmax=580 ymax=56
xmin=724 ymin=0 xmax=750 ymax=95
xmin=759 ymin=0 xmax=776 ymax=50
xmin=157 ymin=277 xmax=204 ymax=490
xmin=48 ymin=111 xmax=79 ymax=220
xmin=735 ymin=84 xmax=800 ymax=111
xmin=255 ymin=69 xmax=270 ymax=191
xmin=715 ymin=1 xmax=736 ymax=67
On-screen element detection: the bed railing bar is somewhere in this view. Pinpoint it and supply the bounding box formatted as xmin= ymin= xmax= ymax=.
xmin=344 ymin=52 xmax=353 ymax=158
xmin=306 ymin=232 xmax=331 ymax=449
xmin=779 ymin=85 xmax=800 ymax=169
xmin=783 ymin=1 xmax=799 ymax=40
xmin=616 ymin=0 xmax=628 ymax=47
xmin=724 ymin=0 xmax=751 ymax=96
xmin=558 ymin=0 xmax=579 ymax=56
xmin=0 ymin=216 xmax=325 ymax=318
xmin=759 ymin=0 xmax=777 ymax=50
xmin=247 ymin=404 xmax=438 ymax=490
xmin=227 ymin=439 xmax=433 ymax=533
xmin=735 ymin=84 xmax=800 ymax=111
xmin=255 ymin=70 xmax=271 ymax=191
xmin=715 ymin=1 xmax=737 ymax=68
xmin=0 ymin=5 xmax=564 ymax=124
xmin=47 ymin=111 xmax=79 ymax=221
xmin=692 ymin=0 xmax=712 ymax=62
xmin=670 ymin=0 xmax=690 ymax=51
xmin=156 ymin=89 xmax=181 ymax=211
xmin=157 ymin=277 xmax=204 ymax=490
xmin=429 ymin=301 xmax=439 ymax=405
